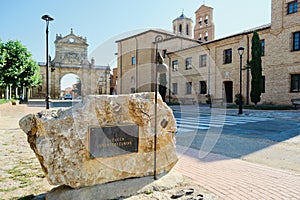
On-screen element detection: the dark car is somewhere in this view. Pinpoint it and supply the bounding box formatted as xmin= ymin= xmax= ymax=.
xmin=64 ymin=94 xmax=72 ymax=100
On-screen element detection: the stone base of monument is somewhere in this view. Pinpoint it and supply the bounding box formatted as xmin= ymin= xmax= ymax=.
xmin=19 ymin=93 xmax=178 ymax=191
xmin=44 ymin=170 xmax=184 ymax=200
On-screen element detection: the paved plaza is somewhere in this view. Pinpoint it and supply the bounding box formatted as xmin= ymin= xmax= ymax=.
xmin=0 ymin=102 xmax=299 ymax=199
xmin=174 ymin=147 xmax=300 ymax=200
xmin=172 ymin=105 xmax=300 ymax=199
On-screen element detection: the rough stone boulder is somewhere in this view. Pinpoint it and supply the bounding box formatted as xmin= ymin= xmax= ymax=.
xmin=19 ymin=93 xmax=178 ymax=188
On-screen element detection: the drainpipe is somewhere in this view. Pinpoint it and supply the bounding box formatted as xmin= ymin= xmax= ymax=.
xmin=135 ymin=37 xmax=138 ymax=93
xmin=168 ymin=54 xmax=171 ymax=104
xmin=207 ymin=46 xmax=211 ymax=98
xmin=246 ymin=34 xmax=250 ymax=105
xmin=120 ymin=42 xmax=123 ymax=94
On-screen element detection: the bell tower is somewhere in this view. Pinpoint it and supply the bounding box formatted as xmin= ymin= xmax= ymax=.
xmin=194 ymin=4 xmax=215 ymax=42
xmin=172 ymin=11 xmax=193 ymax=38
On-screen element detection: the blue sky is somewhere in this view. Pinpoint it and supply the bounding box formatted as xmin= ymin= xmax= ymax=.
xmin=0 ymin=0 xmax=271 ymax=67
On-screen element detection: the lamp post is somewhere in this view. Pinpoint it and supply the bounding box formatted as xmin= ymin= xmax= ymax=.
xmin=238 ymin=46 xmax=244 ymax=115
xmin=42 ymin=14 xmax=54 ymax=109
xmin=154 ymin=35 xmax=168 ymax=180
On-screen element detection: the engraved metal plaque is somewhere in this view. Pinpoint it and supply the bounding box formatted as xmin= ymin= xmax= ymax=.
xmin=88 ymin=125 xmax=139 ymax=159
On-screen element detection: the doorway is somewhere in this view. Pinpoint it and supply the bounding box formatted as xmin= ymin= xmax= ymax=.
xmin=224 ymin=81 xmax=233 ymax=103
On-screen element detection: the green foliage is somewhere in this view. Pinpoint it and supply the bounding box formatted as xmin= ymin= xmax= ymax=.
xmin=159 ymin=73 xmax=167 ymax=102
xmin=227 ymin=104 xmax=293 ymax=110
xmin=0 ymin=99 xmax=10 ymax=104
xmin=249 ymin=31 xmax=263 ymax=105
xmin=205 ymin=94 xmax=211 ymax=104
xmin=74 ymin=77 xmax=82 ymax=96
xmin=234 ymin=93 xmax=244 ymax=105
xmin=0 ymin=40 xmax=41 ymax=89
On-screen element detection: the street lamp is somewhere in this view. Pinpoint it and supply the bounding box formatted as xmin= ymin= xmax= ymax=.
xmin=238 ymin=46 xmax=244 ymax=115
xmin=42 ymin=14 xmax=54 ymax=109
xmin=154 ymin=35 xmax=168 ymax=180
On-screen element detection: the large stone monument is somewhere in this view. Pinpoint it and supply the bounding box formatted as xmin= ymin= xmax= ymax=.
xmin=19 ymin=93 xmax=178 ymax=189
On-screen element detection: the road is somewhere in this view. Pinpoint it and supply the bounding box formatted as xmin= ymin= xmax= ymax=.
xmin=171 ymin=105 xmax=300 ymax=173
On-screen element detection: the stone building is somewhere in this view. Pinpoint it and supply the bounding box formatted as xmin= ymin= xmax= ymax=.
xmin=116 ymin=29 xmax=199 ymax=94
xmin=110 ymin=68 xmax=118 ymax=95
xmin=116 ymin=0 xmax=300 ymax=105
xmin=32 ymin=29 xmax=110 ymax=99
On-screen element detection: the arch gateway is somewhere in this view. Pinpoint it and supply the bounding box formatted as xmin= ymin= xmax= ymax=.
xmin=32 ymin=29 xmax=110 ymax=99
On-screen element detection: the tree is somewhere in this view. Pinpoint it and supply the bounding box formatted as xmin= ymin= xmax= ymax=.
xmin=159 ymin=73 xmax=167 ymax=102
xmin=249 ymin=31 xmax=262 ymax=105
xmin=0 ymin=40 xmax=42 ymax=99
xmin=74 ymin=77 xmax=81 ymax=96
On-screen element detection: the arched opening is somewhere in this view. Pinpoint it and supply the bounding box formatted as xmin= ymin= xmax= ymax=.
xmin=60 ymin=73 xmax=81 ymax=100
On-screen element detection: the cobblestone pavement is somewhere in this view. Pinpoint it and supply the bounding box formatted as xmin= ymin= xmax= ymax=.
xmin=174 ymin=146 xmax=300 ymax=200
xmin=171 ymin=105 xmax=300 ymax=199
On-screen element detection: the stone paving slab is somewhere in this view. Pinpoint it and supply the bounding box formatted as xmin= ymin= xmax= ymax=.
xmin=174 ymin=146 xmax=300 ymax=200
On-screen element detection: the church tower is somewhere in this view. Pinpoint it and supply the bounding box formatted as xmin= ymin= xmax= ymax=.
xmin=172 ymin=12 xmax=193 ymax=38
xmin=194 ymin=4 xmax=215 ymax=42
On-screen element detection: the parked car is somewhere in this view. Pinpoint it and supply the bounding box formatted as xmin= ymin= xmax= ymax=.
xmin=64 ymin=94 xmax=72 ymax=100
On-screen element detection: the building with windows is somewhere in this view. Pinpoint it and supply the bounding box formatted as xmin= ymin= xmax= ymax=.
xmin=117 ymin=0 xmax=300 ymax=105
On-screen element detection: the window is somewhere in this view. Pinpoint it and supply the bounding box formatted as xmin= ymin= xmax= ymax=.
xmin=131 ymin=56 xmax=135 ymax=65
xmin=186 ymin=24 xmax=189 ymax=35
xmin=199 ymin=17 xmax=202 ymax=27
xmin=200 ymin=81 xmax=207 ymax=94
xmin=186 ymin=82 xmax=192 ymax=94
xmin=179 ymin=24 xmax=182 ymax=33
xmin=185 ymin=57 xmax=192 ymax=70
xmin=288 ymin=1 xmax=298 ymax=14
xmin=172 ymin=83 xmax=178 ymax=95
xmin=200 ymin=54 xmax=207 ymax=67
xmin=172 ymin=60 xmax=178 ymax=71
xmin=261 ymin=76 xmax=265 ymax=93
xmin=204 ymin=15 xmax=208 ymax=25
xmin=291 ymin=74 xmax=300 ymax=92
xmin=199 ymin=33 xmax=202 ymax=41
xmin=223 ymin=49 xmax=232 ymax=64
xmin=204 ymin=32 xmax=208 ymax=41
xmin=293 ymin=32 xmax=300 ymax=51
xmin=261 ymin=39 xmax=265 ymax=56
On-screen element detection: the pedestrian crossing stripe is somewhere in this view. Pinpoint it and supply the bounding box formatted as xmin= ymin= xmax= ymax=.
xmin=175 ymin=115 xmax=271 ymax=132
xmin=177 ymin=119 xmax=236 ymax=126
xmin=177 ymin=120 xmax=234 ymax=127
xmin=176 ymin=118 xmax=262 ymax=125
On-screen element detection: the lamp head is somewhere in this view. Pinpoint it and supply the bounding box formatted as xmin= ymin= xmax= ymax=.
xmin=238 ymin=46 xmax=245 ymax=56
xmin=42 ymin=14 xmax=54 ymax=21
